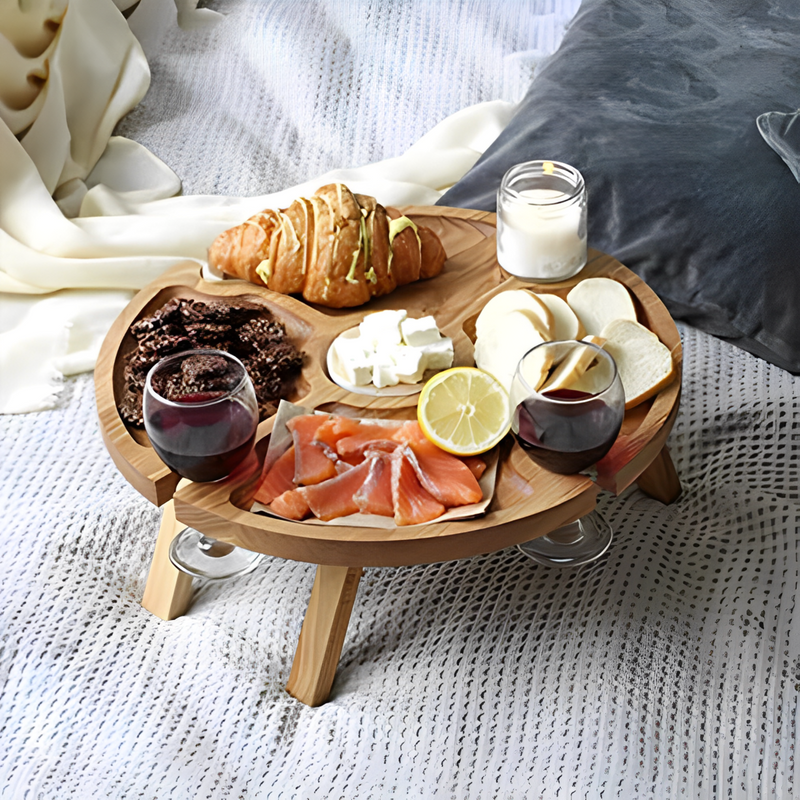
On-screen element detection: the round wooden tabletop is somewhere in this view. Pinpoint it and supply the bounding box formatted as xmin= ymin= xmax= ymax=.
xmin=95 ymin=206 xmax=682 ymax=567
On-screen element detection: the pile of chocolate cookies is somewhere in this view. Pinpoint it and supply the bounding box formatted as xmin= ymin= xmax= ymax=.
xmin=118 ymin=297 xmax=303 ymax=426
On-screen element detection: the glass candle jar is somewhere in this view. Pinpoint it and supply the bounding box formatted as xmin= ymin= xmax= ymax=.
xmin=496 ymin=160 xmax=588 ymax=282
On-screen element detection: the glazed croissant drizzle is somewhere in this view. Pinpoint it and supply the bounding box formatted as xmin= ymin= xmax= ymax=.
xmin=207 ymin=182 xmax=446 ymax=309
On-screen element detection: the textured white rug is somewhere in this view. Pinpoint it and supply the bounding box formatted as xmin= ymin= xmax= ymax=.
xmin=2 ymin=325 xmax=798 ymax=798
xmin=1 ymin=1 xmax=798 ymax=798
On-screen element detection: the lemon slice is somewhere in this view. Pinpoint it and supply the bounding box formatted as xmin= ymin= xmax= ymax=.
xmin=417 ymin=367 xmax=511 ymax=455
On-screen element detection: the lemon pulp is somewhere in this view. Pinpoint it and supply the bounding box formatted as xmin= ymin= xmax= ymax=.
xmin=417 ymin=367 xmax=511 ymax=456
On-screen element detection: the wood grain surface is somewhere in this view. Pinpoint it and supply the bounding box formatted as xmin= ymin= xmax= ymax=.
xmin=95 ymin=206 xmax=682 ymax=567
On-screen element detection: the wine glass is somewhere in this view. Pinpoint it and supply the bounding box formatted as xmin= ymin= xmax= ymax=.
xmin=509 ymin=339 xmax=625 ymax=566
xmin=143 ymin=348 xmax=264 ymax=579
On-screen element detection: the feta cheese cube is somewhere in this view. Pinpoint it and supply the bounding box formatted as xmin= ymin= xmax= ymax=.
xmin=373 ymin=337 xmax=399 ymax=358
xmin=371 ymin=351 xmax=400 ymax=388
xmin=400 ymin=315 xmax=442 ymax=347
xmin=419 ymin=337 xmax=454 ymax=370
xmin=334 ymin=335 xmax=371 ymax=361
xmin=333 ymin=336 xmax=373 ymax=386
xmin=358 ymin=309 xmax=406 ymax=349
xmin=389 ymin=345 xmax=426 ymax=384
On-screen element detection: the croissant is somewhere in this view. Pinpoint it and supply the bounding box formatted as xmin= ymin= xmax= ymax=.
xmin=207 ymin=183 xmax=447 ymax=308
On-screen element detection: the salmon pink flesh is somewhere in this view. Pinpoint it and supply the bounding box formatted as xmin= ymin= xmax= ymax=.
xmin=254 ymin=413 xmax=489 ymax=525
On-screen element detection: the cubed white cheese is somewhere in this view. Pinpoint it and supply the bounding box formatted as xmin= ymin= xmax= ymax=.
xmin=334 ymin=335 xmax=371 ymax=361
xmin=358 ymin=309 xmax=406 ymax=349
xmin=400 ymin=315 xmax=442 ymax=347
xmin=371 ymin=351 xmax=400 ymax=388
xmin=388 ymin=345 xmax=426 ymax=384
xmin=373 ymin=337 xmax=399 ymax=358
xmin=330 ymin=312 xmax=453 ymax=390
xmin=333 ymin=336 xmax=373 ymax=386
xmin=419 ymin=337 xmax=454 ymax=370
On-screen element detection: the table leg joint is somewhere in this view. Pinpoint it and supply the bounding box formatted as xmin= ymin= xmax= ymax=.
xmin=636 ymin=445 xmax=681 ymax=504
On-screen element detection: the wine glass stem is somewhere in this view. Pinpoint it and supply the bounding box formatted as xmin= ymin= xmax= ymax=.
xmin=547 ymin=522 xmax=584 ymax=545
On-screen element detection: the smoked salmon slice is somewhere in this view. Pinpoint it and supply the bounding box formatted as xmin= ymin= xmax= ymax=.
xmin=287 ymin=414 xmax=338 ymax=485
xmin=462 ymin=455 xmax=487 ymax=481
xmin=394 ymin=419 xmax=486 ymax=486
xmin=302 ymin=460 xmax=371 ymax=521
xmin=404 ymin=438 xmax=483 ymax=507
xmin=391 ymin=448 xmax=445 ymax=525
xmin=310 ymin=416 xmax=360 ymax=449
xmin=337 ymin=434 xmax=399 ymax=463
xmin=254 ymin=445 xmax=296 ymax=505
xmin=391 ymin=420 xmax=428 ymax=446
xmin=335 ymin=420 xmax=403 ymax=463
xmin=260 ymin=413 xmax=488 ymax=525
xmin=270 ymin=488 xmax=311 ymax=520
xmin=353 ymin=453 xmax=394 ymax=516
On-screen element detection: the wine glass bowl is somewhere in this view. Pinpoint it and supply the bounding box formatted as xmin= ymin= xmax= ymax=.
xmin=143 ymin=349 xmax=259 ymax=482
xmin=143 ymin=349 xmax=264 ymax=579
xmin=510 ymin=340 xmax=625 ymax=474
xmin=510 ymin=340 xmax=625 ymax=567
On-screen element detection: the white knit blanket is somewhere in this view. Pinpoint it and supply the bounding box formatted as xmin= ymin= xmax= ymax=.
xmin=0 ymin=0 xmax=567 ymax=412
xmin=2 ymin=2 xmax=798 ymax=798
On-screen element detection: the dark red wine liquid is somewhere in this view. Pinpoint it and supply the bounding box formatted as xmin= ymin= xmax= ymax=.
xmin=148 ymin=395 xmax=257 ymax=482
xmin=543 ymin=388 xmax=591 ymax=400
xmin=176 ymin=391 xmax=227 ymax=403
xmin=514 ymin=388 xmax=621 ymax=474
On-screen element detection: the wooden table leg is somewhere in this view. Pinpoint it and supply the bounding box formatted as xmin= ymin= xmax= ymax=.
xmin=636 ymin=445 xmax=681 ymax=504
xmin=141 ymin=498 xmax=194 ymax=620
xmin=286 ymin=565 xmax=363 ymax=706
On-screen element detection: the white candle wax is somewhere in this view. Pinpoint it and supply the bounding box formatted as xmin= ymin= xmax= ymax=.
xmin=497 ymin=187 xmax=587 ymax=280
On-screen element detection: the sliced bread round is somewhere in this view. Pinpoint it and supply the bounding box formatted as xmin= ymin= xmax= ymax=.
xmin=539 ymin=335 xmax=606 ymax=392
xmin=600 ymin=318 xmax=675 ymax=409
xmin=475 ymin=290 xmax=554 ymax=341
xmin=535 ymin=292 xmax=582 ymax=340
xmin=566 ymin=278 xmax=637 ymax=336
xmin=474 ymin=310 xmax=546 ymax=391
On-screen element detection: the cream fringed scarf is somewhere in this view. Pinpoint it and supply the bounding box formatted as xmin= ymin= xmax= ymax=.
xmin=0 ymin=0 xmax=521 ymax=412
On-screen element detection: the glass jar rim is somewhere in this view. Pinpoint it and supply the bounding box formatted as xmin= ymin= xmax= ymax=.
xmin=515 ymin=340 xmax=618 ymax=402
xmin=144 ymin=348 xmax=250 ymax=408
xmin=500 ymin=160 xmax=585 ymax=206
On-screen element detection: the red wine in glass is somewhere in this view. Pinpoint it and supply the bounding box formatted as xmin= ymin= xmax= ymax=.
xmin=510 ymin=340 xmax=625 ymax=567
xmin=514 ymin=387 xmax=622 ymax=474
xmin=143 ymin=350 xmax=260 ymax=483
xmin=143 ymin=349 xmax=265 ymax=580
xmin=147 ymin=391 xmax=257 ymax=483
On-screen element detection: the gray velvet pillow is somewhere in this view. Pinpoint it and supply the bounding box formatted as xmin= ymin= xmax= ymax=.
xmin=439 ymin=0 xmax=800 ymax=373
